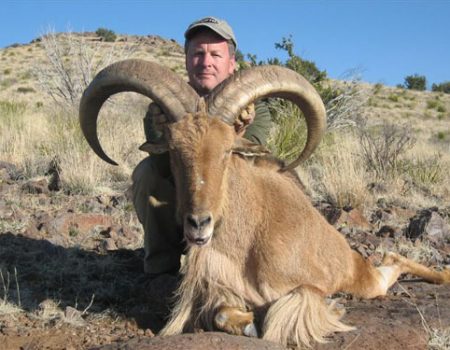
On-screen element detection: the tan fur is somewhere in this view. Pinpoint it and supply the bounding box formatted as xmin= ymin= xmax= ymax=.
xmin=160 ymin=113 xmax=450 ymax=347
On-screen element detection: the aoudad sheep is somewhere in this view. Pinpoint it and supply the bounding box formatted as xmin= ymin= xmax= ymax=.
xmin=80 ymin=59 xmax=450 ymax=348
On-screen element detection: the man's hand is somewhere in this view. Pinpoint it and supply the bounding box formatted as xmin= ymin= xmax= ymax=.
xmin=143 ymin=102 xmax=169 ymax=145
xmin=234 ymin=103 xmax=255 ymax=136
xmin=147 ymin=102 xmax=167 ymax=132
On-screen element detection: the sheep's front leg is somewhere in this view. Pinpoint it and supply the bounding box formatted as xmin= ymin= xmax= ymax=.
xmin=214 ymin=305 xmax=258 ymax=337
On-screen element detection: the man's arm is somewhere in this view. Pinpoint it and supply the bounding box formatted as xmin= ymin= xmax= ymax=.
xmin=243 ymin=100 xmax=272 ymax=146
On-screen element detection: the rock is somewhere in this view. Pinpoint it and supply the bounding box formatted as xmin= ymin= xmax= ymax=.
xmin=65 ymin=306 xmax=86 ymax=325
xmin=376 ymin=225 xmax=396 ymax=238
xmin=406 ymin=208 xmax=450 ymax=244
xmin=334 ymin=209 xmax=372 ymax=231
xmin=317 ymin=202 xmax=342 ymax=225
xmin=46 ymin=157 xmax=61 ymax=192
xmin=103 ymin=238 xmax=118 ymax=251
xmin=0 ymin=161 xmax=18 ymax=180
xmin=47 ymin=213 xmax=114 ymax=237
xmin=21 ymin=178 xmax=50 ymax=194
xmin=92 ymin=332 xmax=287 ymax=350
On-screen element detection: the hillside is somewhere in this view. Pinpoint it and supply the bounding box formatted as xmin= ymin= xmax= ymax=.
xmin=0 ymin=32 xmax=449 ymax=349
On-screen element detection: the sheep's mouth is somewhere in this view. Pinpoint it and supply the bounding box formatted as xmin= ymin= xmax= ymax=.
xmin=185 ymin=234 xmax=211 ymax=246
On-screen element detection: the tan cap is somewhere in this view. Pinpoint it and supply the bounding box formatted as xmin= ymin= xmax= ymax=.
xmin=184 ymin=16 xmax=237 ymax=48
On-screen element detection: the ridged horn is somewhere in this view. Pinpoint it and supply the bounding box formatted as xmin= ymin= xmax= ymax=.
xmin=79 ymin=59 xmax=199 ymax=165
xmin=206 ymin=65 xmax=326 ymax=171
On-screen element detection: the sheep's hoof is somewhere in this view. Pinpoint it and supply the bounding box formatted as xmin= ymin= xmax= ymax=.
xmin=214 ymin=306 xmax=257 ymax=337
xmin=243 ymin=322 xmax=258 ymax=337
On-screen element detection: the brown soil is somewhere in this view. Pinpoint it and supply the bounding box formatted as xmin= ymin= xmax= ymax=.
xmin=1 ymin=170 xmax=449 ymax=350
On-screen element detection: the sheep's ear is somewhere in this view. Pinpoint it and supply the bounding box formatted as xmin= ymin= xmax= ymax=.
xmin=139 ymin=141 xmax=169 ymax=154
xmin=232 ymin=138 xmax=271 ymax=157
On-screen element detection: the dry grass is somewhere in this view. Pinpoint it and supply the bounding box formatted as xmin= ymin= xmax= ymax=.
xmin=408 ymin=294 xmax=450 ymax=350
xmin=0 ymin=268 xmax=22 ymax=316
xmin=1 ymin=31 xmax=449 ymax=206
xmin=428 ymin=327 xmax=450 ymax=350
xmin=300 ymin=132 xmax=373 ymax=209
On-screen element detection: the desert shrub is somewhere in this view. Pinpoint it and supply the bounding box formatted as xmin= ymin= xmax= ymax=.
xmin=257 ymin=36 xmax=367 ymax=161
xmin=20 ymin=71 xmax=32 ymax=80
xmin=436 ymin=105 xmax=446 ymax=113
xmin=34 ymin=30 xmax=139 ymax=109
xmin=355 ymin=118 xmax=416 ymax=179
xmin=403 ymin=74 xmax=427 ymax=91
xmin=388 ymin=94 xmax=399 ymax=102
xmin=0 ymin=77 xmax=17 ymax=89
xmin=3 ymin=69 xmax=11 ymax=75
xmin=400 ymin=154 xmax=445 ymax=187
xmin=95 ymin=28 xmax=117 ymax=42
xmin=16 ymin=87 xmax=35 ymax=93
xmin=428 ymin=327 xmax=450 ymax=350
xmin=436 ymin=131 xmax=448 ymax=141
xmin=373 ymin=83 xmax=383 ymax=94
xmin=426 ymin=100 xmax=438 ymax=109
xmin=426 ymin=100 xmax=446 ymax=112
xmin=431 ymin=81 xmax=450 ymax=94
xmin=0 ymin=100 xmax=26 ymax=116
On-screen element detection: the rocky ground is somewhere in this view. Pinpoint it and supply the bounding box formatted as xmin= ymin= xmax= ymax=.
xmin=0 ymin=161 xmax=449 ymax=350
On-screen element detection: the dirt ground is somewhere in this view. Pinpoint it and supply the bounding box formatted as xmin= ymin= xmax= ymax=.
xmin=0 ymin=166 xmax=449 ymax=350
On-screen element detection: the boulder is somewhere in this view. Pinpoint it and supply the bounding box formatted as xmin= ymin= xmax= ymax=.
xmin=406 ymin=208 xmax=450 ymax=244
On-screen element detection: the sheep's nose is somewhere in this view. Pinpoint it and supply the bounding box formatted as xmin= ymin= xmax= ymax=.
xmin=186 ymin=213 xmax=212 ymax=230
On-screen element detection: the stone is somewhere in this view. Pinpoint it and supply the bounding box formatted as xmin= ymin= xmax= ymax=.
xmin=334 ymin=209 xmax=372 ymax=231
xmin=21 ymin=178 xmax=50 ymax=194
xmin=406 ymin=208 xmax=450 ymax=244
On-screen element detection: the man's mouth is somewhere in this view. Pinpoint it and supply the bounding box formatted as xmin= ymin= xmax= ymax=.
xmin=197 ymin=73 xmax=213 ymax=78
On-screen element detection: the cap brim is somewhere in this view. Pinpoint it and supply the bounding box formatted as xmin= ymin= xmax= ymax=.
xmin=185 ymin=24 xmax=237 ymax=48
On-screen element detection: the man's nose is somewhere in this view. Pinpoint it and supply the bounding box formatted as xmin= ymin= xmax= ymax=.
xmin=200 ymin=53 xmax=213 ymax=66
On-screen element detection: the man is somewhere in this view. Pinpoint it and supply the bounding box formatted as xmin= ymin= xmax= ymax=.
xmin=132 ymin=17 xmax=272 ymax=277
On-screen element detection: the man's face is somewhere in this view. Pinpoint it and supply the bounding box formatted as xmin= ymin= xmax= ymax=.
xmin=186 ymin=31 xmax=236 ymax=96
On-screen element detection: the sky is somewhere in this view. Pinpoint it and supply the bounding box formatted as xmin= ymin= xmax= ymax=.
xmin=1 ymin=0 xmax=449 ymax=88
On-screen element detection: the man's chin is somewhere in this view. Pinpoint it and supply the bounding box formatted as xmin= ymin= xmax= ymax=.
xmin=194 ymin=80 xmax=217 ymax=94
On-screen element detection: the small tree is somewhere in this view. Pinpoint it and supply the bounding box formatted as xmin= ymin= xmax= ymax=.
xmin=244 ymin=36 xmax=368 ymax=160
xmin=431 ymin=81 xmax=450 ymax=94
xmin=95 ymin=28 xmax=117 ymax=42
xmin=34 ymin=30 xmax=139 ymax=109
xmin=403 ymin=74 xmax=427 ymax=91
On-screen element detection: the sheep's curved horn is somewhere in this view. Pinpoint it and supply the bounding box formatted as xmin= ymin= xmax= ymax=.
xmin=206 ymin=65 xmax=326 ymax=171
xmin=79 ymin=59 xmax=199 ymax=165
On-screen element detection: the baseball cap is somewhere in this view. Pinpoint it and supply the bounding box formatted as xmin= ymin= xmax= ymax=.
xmin=184 ymin=16 xmax=237 ymax=49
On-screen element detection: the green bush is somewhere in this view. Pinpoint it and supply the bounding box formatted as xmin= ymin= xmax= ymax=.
xmin=247 ymin=36 xmax=343 ymax=160
xmin=437 ymin=131 xmax=446 ymax=140
xmin=95 ymin=28 xmax=117 ymax=42
xmin=437 ymin=105 xmax=446 ymax=113
xmin=373 ymin=83 xmax=383 ymax=94
xmin=431 ymin=81 xmax=450 ymax=94
xmin=426 ymin=100 xmax=445 ymax=112
xmin=403 ymin=74 xmax=427 ymax=91
xmin=388 ymin=94 xmax=399 ymax=102
xmin=17 ymin=86 xmax=35 ymax=93
xmin=427 ymin=100 xmax=438 ymax=109
xmin=401 ymin=155 xmax=445 ymax=186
